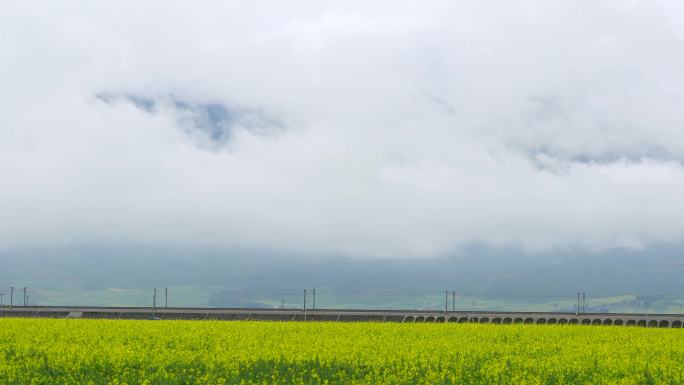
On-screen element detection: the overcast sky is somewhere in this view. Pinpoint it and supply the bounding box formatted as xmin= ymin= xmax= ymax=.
xmin=2 ymin=0 xmax=684 ymax=258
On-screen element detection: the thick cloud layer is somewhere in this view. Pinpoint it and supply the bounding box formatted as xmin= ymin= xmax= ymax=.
xmin=2 ymin=0 xmax=684 ymax=257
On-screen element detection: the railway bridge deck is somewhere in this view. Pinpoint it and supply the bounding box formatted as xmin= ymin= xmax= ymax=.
xmin=1 ymin=306 xmax=683 ymax=327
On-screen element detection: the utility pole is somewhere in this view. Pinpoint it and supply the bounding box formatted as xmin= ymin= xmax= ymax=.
xmin=576 ymin=292 xmax=580 ymax=315
xmin=303 ymin=289 xmax=307 ymax=322
xmin=312 ymin=289 xmax=316 ymax=310
xmin=10 ymin=287 xmax=13 ymax=309
xmin=452 ymin=291 xmax=455 ymax=312
xmin=444 ymin=290 xmax=448 ymax=314
xmin=23 ymin=287 xmax=26 ymax=307
xmin=153 ymin=288 xmax=157 ymax=312
xmin=164 ymin=288 xmax=168 ymax=309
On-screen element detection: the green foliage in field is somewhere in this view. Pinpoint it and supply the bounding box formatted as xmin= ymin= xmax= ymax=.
xmin=0 ymin=319 xmax=682 ymax=385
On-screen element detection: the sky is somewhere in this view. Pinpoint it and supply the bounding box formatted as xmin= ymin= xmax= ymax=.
xmin=2 ymin=0 xmax=684 ymax=259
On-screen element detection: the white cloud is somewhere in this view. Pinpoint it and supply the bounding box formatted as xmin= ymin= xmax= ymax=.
xmin=1 ymin=0 xmax=684 ymax=257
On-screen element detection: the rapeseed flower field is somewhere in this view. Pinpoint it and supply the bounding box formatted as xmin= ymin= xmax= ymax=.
xmin=0 ymin=318 xmax=682 ymax=384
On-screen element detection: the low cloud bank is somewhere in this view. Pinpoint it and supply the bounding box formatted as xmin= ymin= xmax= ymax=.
xmin=2 ymin=0 xmax=684 ymax=257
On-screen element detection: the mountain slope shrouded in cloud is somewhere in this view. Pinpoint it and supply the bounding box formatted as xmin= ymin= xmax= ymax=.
xmin=1 ymin=242 xmax=683 ymax=310
xmin=1 ymin=0 xmax=684 ymax=259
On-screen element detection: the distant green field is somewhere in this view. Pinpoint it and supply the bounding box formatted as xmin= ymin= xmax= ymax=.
xmin=1 ymin=319 xmax=683 ymax=384
xmin=24 ymin=284 xmax=684 ymax=313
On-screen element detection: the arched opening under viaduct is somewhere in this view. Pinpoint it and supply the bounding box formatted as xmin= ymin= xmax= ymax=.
xmin=401 ymin=314 xmax=674 ymax=326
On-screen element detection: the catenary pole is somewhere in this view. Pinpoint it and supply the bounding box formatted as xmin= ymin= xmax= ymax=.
xmin=303 ymin=289 xmax=307 ymax=322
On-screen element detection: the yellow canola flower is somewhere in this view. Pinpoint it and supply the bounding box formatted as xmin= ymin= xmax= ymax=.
xmin=0 ymin=319 xmax=682 ymax=384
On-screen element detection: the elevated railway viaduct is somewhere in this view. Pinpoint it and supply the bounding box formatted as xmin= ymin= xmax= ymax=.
xmin=1 ymin=306 xmax=683 ymax=327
